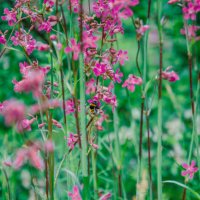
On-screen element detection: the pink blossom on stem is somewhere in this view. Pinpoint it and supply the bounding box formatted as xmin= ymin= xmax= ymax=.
xmin=65 ymin=99 xmax=75 ymax=114
xmin=68 ymin=185 xmax=82 ymax=200
xmin=122 ymin=74 xmax=142 ymax=92
xmin=38 ymin=21 xmax=52 ymax=33
xmin=37 ymin=43 xmax=50 ymax=51
xmin=136 ymin=25 xmax=149 ymax=36
xmin=1 ymin=8 xmax=17 ymax=26
xmin=16 ymin=118 xmax=36 ymax=133
xmin=52 ymin=119 xmax=62 ymax=128
xmin=182 ymin=2 xmax=197 ymax=20
xmin=117 ymin=50 xmax=129 ymax=66
xmin=65 ymin=38 xmax=80 ymax=60
xmin=67 ymin=133 xmax=79 ymax=150
xmin=86 ymin=78 xmax=96 ymax=94
xmin=44 ymin=140 xmax=54 ymax=152
xmin=113 ymin=68 xmax=123 ymax=83
xmin=181 ymin=160 xmax=198 ymax=179
xmin=168 ymin=0 xmax=180 ymax=4
xmin=161 ymin=67 xmax=179 ymax=82
xmin=1 ymin=100 xmax=26 ymax=126
xmin=44 ymin=0 xmax=55 ymax=7
xmin=0 ymin=34 xmax=6 ymax=44
xmin=180 ymin=25 xmax=200 ymax=41
xmin=93 ymin=62 xmax=107 ymax=76
xmin=99 ymin=192 xmax=112 ymax=200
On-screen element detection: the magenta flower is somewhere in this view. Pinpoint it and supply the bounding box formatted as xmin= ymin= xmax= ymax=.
xmin=99 ymin=192 xmax=112 ymax=200
xmin=180 ymin=25 xmax=200 ymax=41
xmin=122 ymin=74 xmax=142 ymax=92
xmin=16 ymin=118 xmax=35 ymax=133
xmin=68 ymin=185 xmax=82 ymax=200
xmin=13 ymin=144 xmax=44 ymax=170
xmin=182 ymin=2 xmax=197 ymax=20
xmin=38 ymin=21 xmax=52 ymax=33
xmin=65 ymin=38 xmax=80 ymax=60
xmin=44 ymin=0 xmax=55 ymax=7
xmin=44 ymin=140 xmax=54 ymax=153
xmin=65 ymin=99 xmax=75 ymax=114
xmin=67 ymin=133 xmax=79 ymax=150
xmin=86 ymin=78 xmax=96 ymax=94
xmin=1 ymin=8 xmax=17 ymax=26
xmin=69 ymin=0 xmax=80 ymax=13
xmin=93 ymin=62 xmax=107 ymax=76
xmin=1 ymin=100 xmax=26 ymax=126
xmin=117 ymin=50 xmax=129 ymax=66
xmin=137 ymin=25 xmax=149 ymax=36
xmin=0 ymin=35 xmax=6 ymax=44
xmin=37 ymin=43 xmax=50 ymax=51
xmin=11 ymin=31 xmax=36 ymax=55
xmin=168 ymin=0 xmax=180 ymax=4
xmin=113 ymin=68 xmax=123 ymax=83
xmin=161 ymin=67 xmax=179 ymax=82
xmin=181 ymin=160 xmax=198 ymax=179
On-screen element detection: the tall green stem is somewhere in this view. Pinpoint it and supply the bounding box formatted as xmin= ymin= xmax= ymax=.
xmin=157 ymin=0 xmax=163 ymax=199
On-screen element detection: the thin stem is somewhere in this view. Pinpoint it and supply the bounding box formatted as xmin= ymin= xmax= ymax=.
xmin=157 ymin=0 xmax=163 ymax=199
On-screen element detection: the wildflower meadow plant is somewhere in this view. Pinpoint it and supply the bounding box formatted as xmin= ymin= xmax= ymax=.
xmin=0 ymin=0 xmax=199 ymax=200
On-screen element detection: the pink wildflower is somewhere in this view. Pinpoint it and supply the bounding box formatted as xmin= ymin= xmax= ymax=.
xmin=38 ymin=21 xmax=52 ymax=33
xmin=117 ymin=50 xmax=129 ymax=66
xmin=181 ymin=160 xmax=198 ymax=179
xmin=1 ymin=8 xmax=17 ymax=26
xmin=44 ymin=0 xmax=55 ymax=7
xmin=0 ymin=34 xmax=6 ymax=44
xmin=113 ymin=68 xmax=123 ymax=83
xmin=136 ymin=25 xmax=149 ymax=36
xmin=161 ymin=67 xmax=179 ymax=82
xmin=93 ymin=62 xmax=107 ymax=76
xmin=67 ymin=133 xmax=79 ymax=150
xmin=122 ymin=74 xmax=142 ymax=92
xmin=65 ymin=38 xmax=80 ymax=60
xmin=44 ymin=140 xmax=54 ymax=152
xmin=65 ymin=99 xmax=75 ymax=114
xmin=1 ymin=100 xmax=26 ymax=126
xmin=168 ymin=0 xmax=180 ymax=4
xmin=37 ymin=43 xmax=50 ymax=51
xmin=86 ymin=78 xmax=96 ymax=94
xmin=13 ymin=144 xmax=44 ymax=170
xmin=99 ymin=192 xmax=112 ymax=200
xmin=16 ymin=118 xmax=36 ymax=133
xmin=68 ymin=185 xmax=82 ymax=200
xmin=182 ymin=2 xmax=197 ymax=20
xmin=52 ymin=119 xmax=62 ymax=128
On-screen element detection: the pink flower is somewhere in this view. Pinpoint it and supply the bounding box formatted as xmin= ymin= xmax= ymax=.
xmin=95 ymin=112 xmax=108 ymax=131
xmin=37 ymin=43 xmax=50 ymax=51
xmin=13 ymin=144 xmax=44 ymax=170
xmin=117 ymin=50 xmax=129 ymax=66
xmin=16 ymin=118 xmax=35 ymax=133
xmin=67 ymin=133 xmax=79 ymax=150
xmin=180 ymin=25 xmax=200 ymax=41
xmin=68 ymin=185 xmax=82 ymax=200
xmin=44 ymin=0 xmax=55 ymax=7
xmin=168 ymin=0 xmax=180 ymax=4
xmin=50 ymin=34 xmax=57 ymax=40
xmin=113 ymin=68 xmax=123 ymax=83
xmin=1 ymin=100 xmax=26 ymax=126
xmin=0 ymin=35 xmax=6 ymax=44
xmin=65 ymin=99 xmax=76 ymax=114
xmin=38 ymin=21 xmax=52 ymax=33
xmin=183 ymin=2 xmax=197 ymax=20
xmin=99 ymin=192 xmax=112 ymax=200
xmin=52 ymin=119 xmax=62 ymax=128
xmin=11 ymin=31 xmax=36 ymax=55
xmin=44 ymin=140 xmax=54 ymax=152
xmin=93 ymin=62 xmax=107 ymax=76
xmin=137 ymin=25 xmax=149 ymax=36
xmin=1 ymin=8 xmax=17 ymax=26
xmin=122 ymin=74 xmax=142 ymax=92
xmin=86 ymin=78 xmax=96 ymax=94
xmin=181 ymin=160 xmax=198 ymax=179
xmin=65 ymin=38 xmax=80 ymax=60
xmin=161 ymin=67 xmax=179 ymax=82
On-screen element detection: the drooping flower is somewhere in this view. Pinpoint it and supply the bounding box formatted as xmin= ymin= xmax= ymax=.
xmin=0 ymin=34 xmax=6 ymax=44
xmin=181 ymin=160 xmax=198 ymax=179
xmin=16 ymin=118 xmax=36 ymax=133
xmin=0 ymin=100 xmax=26 ymax=126
xmin=1 ymin=8 xmax=17 ymax=26
xmin=65 ymin=38 xmax=80 ymax=60
xmin=13 ymin=143 xmax=44 ymax=170
xmin=117 ymin=50 xmax=129 ymax=66
xmin=161 ymin=67 xmax=179 ymax=82
xmin=122 ymin=74 xmax=142 ymax=92
xmin=67 ymin=133 xmax=79 ymax=150
xmin=68 ymin=185 xmax=82 ymax=200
